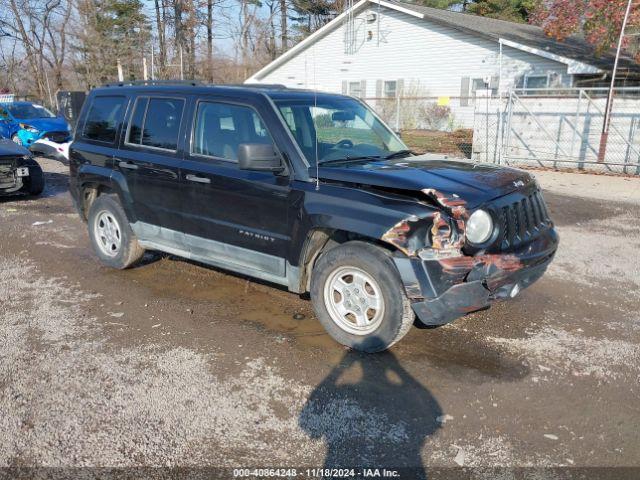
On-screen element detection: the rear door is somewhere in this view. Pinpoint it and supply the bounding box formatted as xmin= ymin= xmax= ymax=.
xmin=180 ymin=98 xmax=291 ymax=282
xmin=68 ymin=94 xmax=129 ymax=205
xmin=116 ymin=95 xmax=187 ymax=243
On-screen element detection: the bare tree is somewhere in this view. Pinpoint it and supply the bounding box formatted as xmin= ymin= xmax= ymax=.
xmin=280 ymin=0 xmax=288 ymax=52
xmin=206 ymin=0 xmax=214 ymax=81
xmin=154 ymin=0 xmax=168 ymax=77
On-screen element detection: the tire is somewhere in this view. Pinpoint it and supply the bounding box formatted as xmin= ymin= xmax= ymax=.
xmin=310 ymin=241 xmax=415 ymax=353
xmin=27 ymin=164 xmax=45 ymax=196
xmin=87 ymin=194 xmax=145 ymax=269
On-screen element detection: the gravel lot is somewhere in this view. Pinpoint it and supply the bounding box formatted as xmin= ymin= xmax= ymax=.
xmin=1 ymin=159 xmax=639 ymax=474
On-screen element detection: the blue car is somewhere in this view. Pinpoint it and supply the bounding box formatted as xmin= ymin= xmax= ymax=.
xmin=0 ymin=101 xmax=71 ymax=147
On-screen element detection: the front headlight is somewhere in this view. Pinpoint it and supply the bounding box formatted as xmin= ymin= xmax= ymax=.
xmin=19 ymin=123 xmax=39 ymax=133
xmin=466 ymin=209 xmax=494 ymax=245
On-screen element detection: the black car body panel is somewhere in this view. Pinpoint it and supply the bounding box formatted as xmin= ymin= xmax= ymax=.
xmin=69 ymin=84 xmax=558 ymax=327
xmin=315 ymin=156 xmax=535 ymax=209
xmin=0 ymin=139 xmax=41 ymax=196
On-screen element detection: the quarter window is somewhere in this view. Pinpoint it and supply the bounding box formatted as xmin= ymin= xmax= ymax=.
xmin=126 ymin=97 xmax=184 ymax=151
xmin=192 ymin=102 xmax=273 ymax=162
xmin=82 ymin=96 xmax=127 ymax=143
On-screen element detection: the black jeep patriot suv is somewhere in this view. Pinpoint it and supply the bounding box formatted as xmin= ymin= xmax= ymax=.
xmin=69 ymin=82 xmax=558 ymax=352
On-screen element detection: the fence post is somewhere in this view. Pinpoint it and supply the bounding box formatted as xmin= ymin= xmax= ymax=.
xmin=501 ymin=91 xmax=514 ymax=165
xmin=485 ymin=90 xmax=490 ymax=163
xmin=395 ymin=93 xmax=401 ymax=132
xmin=625 ymin=117 xmax=638 ymax=175
xmin=570 ymin=89 xmax=583 ymax=158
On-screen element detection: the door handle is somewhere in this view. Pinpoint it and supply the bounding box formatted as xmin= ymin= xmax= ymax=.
xmin=186 ymin=174 xmax=211 ymax=184
xmin=118 ymin=160 xmax=139 ymax=170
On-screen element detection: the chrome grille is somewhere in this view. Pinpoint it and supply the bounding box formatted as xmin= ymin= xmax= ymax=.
xmin=500 ymin=190 xmax=551 ymax=249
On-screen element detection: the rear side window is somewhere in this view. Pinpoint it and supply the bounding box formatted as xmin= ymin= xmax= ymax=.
xmin=192 ymin=102 xmax=272 ymax=162
xmin=126 ymin=97 xmax=184 ymax=151
xmin=82 ymin=96 xmax=127 ymax=143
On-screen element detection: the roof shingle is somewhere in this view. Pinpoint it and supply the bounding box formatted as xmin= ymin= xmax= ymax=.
xmin=390 ymin=0 xmax=640 ymax=74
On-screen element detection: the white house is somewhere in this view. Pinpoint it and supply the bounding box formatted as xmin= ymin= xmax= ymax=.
xmin=246 ymin=0 xmax=639 ymax=128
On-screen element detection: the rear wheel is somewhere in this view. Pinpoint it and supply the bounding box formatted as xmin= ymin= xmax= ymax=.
xmin=87 ymin=194 xmax=145 ymax=269
xmin=310 ymin=241 xmax=414 ymax=353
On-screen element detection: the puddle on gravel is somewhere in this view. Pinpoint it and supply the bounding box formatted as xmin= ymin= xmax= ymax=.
xmin=116 ymin=255 xmax=539 ymax=372
xmin=120 ymin=256 xmax=340 ymax=352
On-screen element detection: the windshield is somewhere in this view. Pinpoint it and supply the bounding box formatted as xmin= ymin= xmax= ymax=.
xmin=274 ymin=97 xmax=407 ymax=166
xmin=6 ymin=103 xmax=56 ymax=119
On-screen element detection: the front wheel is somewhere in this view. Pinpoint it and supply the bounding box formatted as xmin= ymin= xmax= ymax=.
xmin=310 ymin=241 xmax=415 ymax=353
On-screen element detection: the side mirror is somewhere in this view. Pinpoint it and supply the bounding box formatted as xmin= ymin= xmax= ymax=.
xmin=238 ymin=143 xmax=284 ymax=172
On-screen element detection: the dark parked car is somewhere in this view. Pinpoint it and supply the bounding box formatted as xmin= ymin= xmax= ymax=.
xmin=0 ymin=138 xmax=45 ymax=197
xmin=69 ymin=82 xmax=558 ymax=352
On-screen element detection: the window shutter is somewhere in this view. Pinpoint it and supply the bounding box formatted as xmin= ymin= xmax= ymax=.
xmin=342 ymin=80 xmax=348 ymax=94
xmin=376 ymin=79 xmax=382 ymax=98
xmin=460 ymin=77 xmax=470 ymax=106
xmin=360 ymin=80 xmax=367 ymax=98
xmin=397 ymin=79 xmax=404 ymax=97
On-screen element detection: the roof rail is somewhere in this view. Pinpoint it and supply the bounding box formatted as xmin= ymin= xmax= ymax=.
xmin=241 ymin=83 xmax=289 ymax=89
xmin=102 ymin=79 xmax=203 ymax=87
xmin=100 ymin=80 xmax=291 ymax=90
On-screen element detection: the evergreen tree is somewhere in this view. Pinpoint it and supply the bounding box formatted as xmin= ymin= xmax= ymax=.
xmin=467 ymin=0 xmax=538 ymax=23
xmin=289 ymin=0 xmax=343 ymax=38
xmin=76 ymin=0 xmax=150 ymax=85
xmin=415 ymin=0 xmax=538 ymax=22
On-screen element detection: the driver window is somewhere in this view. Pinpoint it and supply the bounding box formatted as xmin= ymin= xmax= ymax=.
xmin=192 ymin=102 xmax=274 ymax=162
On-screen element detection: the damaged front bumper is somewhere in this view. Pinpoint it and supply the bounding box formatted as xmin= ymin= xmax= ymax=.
xmin=394 ymin=228 xmax=559 ymax=327
xmin=29 ymin=139 xmax=70 ymax=163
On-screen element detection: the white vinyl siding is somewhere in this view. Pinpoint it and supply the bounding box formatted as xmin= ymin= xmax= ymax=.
xmin=251 ymin=6 xmax=570 ymax=97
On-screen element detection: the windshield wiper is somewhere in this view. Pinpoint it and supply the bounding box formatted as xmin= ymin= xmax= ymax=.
xmin=319 ymin=155 xmax=382 ymax=165
xmin=385 ymin=149 xmax=414 ymax=159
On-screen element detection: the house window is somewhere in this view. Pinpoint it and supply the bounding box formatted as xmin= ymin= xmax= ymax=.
xmin=349 ymin=81 xmax=363 ymax=98
xmin=383 ymin=81 xmax=397 ymax=98
xmin=471 ymin=77 xmax=499 ymax=99
xmin=525 ymin=75 xmax=549 ymax=89
xmin=471 ymin=78 xmax=489 ymax=99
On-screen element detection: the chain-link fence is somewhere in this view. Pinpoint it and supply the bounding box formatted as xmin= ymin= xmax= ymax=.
xmin=363 ymin=96 xmax=476 ymax=132
xmin=362 ymin=89 xmax=640 ymax=175
xmin=472 ymin=88 xmax=640 ymax=175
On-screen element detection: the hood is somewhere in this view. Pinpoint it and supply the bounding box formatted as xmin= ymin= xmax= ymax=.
xmin=0 ymin=138 xmax=31 ymax=157
xmin=15 ymin=116 xmax=69 ymax=133
xmin=315 ymin=154 xmax=535 ymax=208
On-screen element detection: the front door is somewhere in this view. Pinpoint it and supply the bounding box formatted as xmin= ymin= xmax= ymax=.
xmin=180 ymin=99 xmax=291 ymax=282
xmin=116 ymin=95 xmax=187 ymax=247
